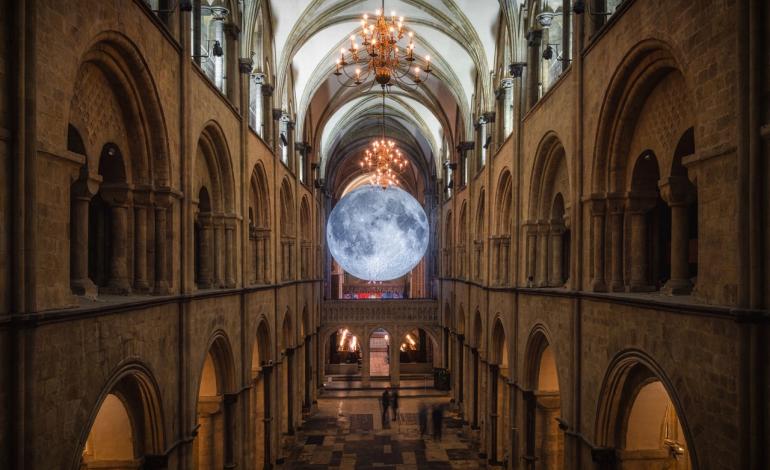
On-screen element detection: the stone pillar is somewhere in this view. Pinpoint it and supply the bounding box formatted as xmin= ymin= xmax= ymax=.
xmin=525 ymin=224 xmax=537 ymax=286
xmin=589 ymin=197 xmax=607 ymax=291
xmin=225 ymin=218 xmax=235 ymax=287
xmin=133 ymin=189 xmax=152 ymax=293
xmin=549 ymin=222 xmax=564 ymax=286
xmin=501 ymin=78 xmax=514 ymax=137
xmin=214 ymin=218 xmax=224 ymax=287
xmin=250 ymin=73 xmax=265 ymax=134
xmin=286 ymin=349 xmax=294 ymax=435
xmin=536 ymin=394 xmax=563 ymax=470
xmin=501 ymin=237 xmax=510 ymax=285
xmin=525 ymin=30 xmax=542 ymax=110
xmin=134 ymin=204 xmax=149 ymax=292
xmin=361 ymin=335 xmax=371 ymax=388
xmin=198 ymin=213 xmax=214 ymax=289
xmin=154 ymin=193 xmax=171 ymax=294
xmin=626 ymin=196 xmax=656 ymax=292
xmin=536 ymin=222 xmax=549 ymax=287
xmin=390 ymin=331 xmax=401 ymax=388
xmin=70 ymin=175 xmax=100 ymax=297
xmin=660 ymin=177 xmax=695 ymax=294
xmin=608 ymin=197 xmax=625 ymax=292
xmin=101 ymin=186 xmax=132 ymax=294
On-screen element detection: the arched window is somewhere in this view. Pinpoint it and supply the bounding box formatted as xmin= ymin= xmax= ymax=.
xmin=536 ymin=0 xmax=571 ymax=97
xmin=192 ymin=1 xmax=230 ymax=93
xmin=249 ymin=164 xmax=271 ymax=284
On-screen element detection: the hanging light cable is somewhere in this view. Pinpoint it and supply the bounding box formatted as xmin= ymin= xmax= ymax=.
xmin=359 ymin=91 xmax=408 ymax=189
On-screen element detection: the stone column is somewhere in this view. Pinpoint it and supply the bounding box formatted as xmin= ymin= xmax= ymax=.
xmin=198 ymin=213 xmax=214 ymax=289
xmin=589 ymin=197 xmax=607 ymax=291
xmin=549 ymin=222 xmax=564 ymax=286
xmin=525 ymin=30 xmax=542 ymax=110
xmin=390 ymin=330 xmax=401 ymax=388
xmin=101 ymin=185 xmax=132 ymax=294
xmin=536 ymin=222 xmax=549 ymax=287
xmin=608 ymin=197 xmax=625 ymax=292
xmin=525 ymin=224 xmax=537 ymax=286
xmin=660 ymin=177 xmax=695 ymax=294
xmin=70 ymin=174 xmax=100 ymax=297
xmin=501 ymin=237 xmax=510 ymax=285
xmin=134 ymin=204 xmax=149 ymax=292
xmin=225 ymin=218 xmax=235 ymax=287
xmin=154 ymin=193 xmax=172 ymax=294
xmin=133 ymin=188 xmax=152 ymax=293
xmin=286 ymin=349 xmax=294 ymax=435
xmin=501 ymin=78 xmax=514 ymax=137
xmin=361 ymin=334 xmax=371 ymax=388
xmin=536 ymin=393 xmax=563 ymax=470
xmin=626 ymin=196 xmax=656 ymax=292
xmin=214 ymin=218 xmax=224 ymax=287
xmin=250 ymin=73 xmax=265 ymax=134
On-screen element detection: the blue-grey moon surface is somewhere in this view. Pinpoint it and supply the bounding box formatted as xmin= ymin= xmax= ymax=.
xmin=327 ymin=185 xmax=429 ymax=281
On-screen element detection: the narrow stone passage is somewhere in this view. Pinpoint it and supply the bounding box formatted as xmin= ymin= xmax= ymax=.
xmin=284 ymin=396 xmax=485 ymax=469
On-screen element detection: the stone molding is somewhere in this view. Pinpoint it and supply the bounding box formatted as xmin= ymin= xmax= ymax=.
xmin=321 ymin=300 xmax=439 ymax=324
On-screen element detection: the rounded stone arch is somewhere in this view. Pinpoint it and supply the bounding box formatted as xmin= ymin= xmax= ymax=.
xmin=456 ymin=304 xmax=467 ymax=336
xmin=67 ymin=30 xmax=171 ymax=187
xmin=299 ymin=196 xmax=312 ymax=242
xmin=595 ymin=350 xmax=698 ymax=469
xmin=441 ymin=302 xmax=454 ymax=328
xmin=300 ymin=303 xmax=310 ymax=339
xmin=249 ymin=161 xmax=271 ymax=229
xmin=495 ymin=168 xmax=513 ymax=236
xmin=197 ymin=331 xmax=238 ymax=396
xmin=251 ymin=314 xmax=273 ymax=369
xmin=490 ymin=316 xmax=509 ymax=367
xmin=528 ymin=132 xmax=570 ymax=221
xmin=523 ymin=324 xmax=562 ymax=392
xmin=280 ymin=308 xmax=294 ymax=351
xmin=591 ymin=39 xmax=696 ymax=194
xmin=474 ymin=188 xmax=486 ymax=242
xmin=279 ymin=177 xmax=296 ymax=238
xmin=73 ymin=362 xmax=166 ymax=470
xmin=196 ymin=121 xmax=236 ymax=214
xmin=472 ymin=310 xmax=484 ymax=349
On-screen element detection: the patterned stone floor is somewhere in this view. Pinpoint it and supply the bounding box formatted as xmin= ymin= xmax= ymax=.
xmin=283 ymin=395 xmax=485 ymax=469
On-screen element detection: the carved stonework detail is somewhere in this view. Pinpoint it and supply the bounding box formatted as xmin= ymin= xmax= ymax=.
xmin=321 ymin=300 xmax=439 ymax=324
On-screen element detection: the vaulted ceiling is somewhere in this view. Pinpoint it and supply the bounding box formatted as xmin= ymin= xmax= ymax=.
xmin=247 ymin=0 xmax=526 ymax=192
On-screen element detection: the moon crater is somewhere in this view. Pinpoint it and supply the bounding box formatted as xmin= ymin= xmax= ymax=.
xmin=327 ymin=185 xmax=429 ymax=281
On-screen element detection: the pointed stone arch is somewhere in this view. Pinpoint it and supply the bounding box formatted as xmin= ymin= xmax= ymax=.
xmin=75 ymin=363 xmax=166 ymax=470
xmin=595 ymin=350 xmax=697 ymax=469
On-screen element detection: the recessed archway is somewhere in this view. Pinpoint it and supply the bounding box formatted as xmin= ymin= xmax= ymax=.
xmin=369 ymin=328 xmax=391 ymax=378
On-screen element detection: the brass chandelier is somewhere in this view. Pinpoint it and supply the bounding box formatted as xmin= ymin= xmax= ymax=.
xmin=333 ymin=0 xmax=432 ymax=89
xmin=359 ymin=92 xmax=408 ymax=189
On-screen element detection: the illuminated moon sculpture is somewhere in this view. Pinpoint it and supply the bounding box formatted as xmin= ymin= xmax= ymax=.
xmin=327 ymin=185 xmax=429 ymax=281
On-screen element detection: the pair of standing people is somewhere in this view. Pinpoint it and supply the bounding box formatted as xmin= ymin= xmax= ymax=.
xmin=381 ymin=388 xmax=399 ymax=427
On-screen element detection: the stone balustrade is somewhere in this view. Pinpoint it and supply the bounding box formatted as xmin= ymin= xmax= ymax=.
xmin=321 ymin=299 xmax=439 ymax=324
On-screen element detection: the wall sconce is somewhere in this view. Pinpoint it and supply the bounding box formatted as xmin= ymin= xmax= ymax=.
xmin=542 ymin=44 xmax=561 ymax=61
xmin=193 ymin=40 xmax=224 ymax=59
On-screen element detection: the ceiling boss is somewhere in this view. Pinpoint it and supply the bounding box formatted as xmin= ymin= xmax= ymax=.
xmin=333 ymin=0 xmax=433 ymax=90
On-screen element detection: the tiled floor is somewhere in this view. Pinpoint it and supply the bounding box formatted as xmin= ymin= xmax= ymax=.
xmin=283 ymin=395 xmax=485 ymax=469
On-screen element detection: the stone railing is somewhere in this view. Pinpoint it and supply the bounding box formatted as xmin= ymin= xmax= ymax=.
xmin=321 ymin=299 xmax=439 ymax=324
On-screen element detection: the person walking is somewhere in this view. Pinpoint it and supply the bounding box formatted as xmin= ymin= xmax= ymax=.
xmin=381 ymin=388 xmax=391 ymax=428
xmin=418 ymin=402 xmax=428 ymax=437
xmin=391 ymin=389 xmax=399 ymax=423
xmin=431 ymin=404 xmax=444 ymax=441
